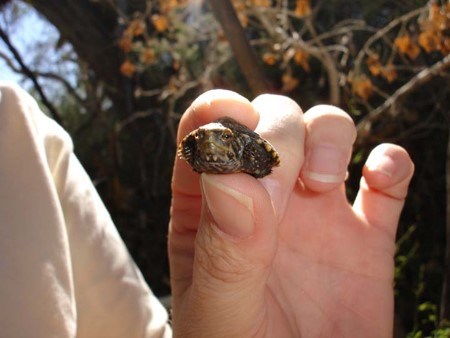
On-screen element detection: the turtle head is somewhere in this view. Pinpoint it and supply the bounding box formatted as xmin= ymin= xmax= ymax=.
xmin=177 ymin=117 xmax=279 ymax=178
xmin=178 ymin=122 xmax=244 ymax=174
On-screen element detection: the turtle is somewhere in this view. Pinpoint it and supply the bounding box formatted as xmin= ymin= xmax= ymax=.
xmin=177 ymin=116 xmax=280 ymax=178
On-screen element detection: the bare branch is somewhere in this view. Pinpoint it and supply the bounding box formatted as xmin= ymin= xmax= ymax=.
xmin=115 ymin=109 xmax=160 ymax=134
xmin=29 ymin=0 xmax=126 ymax=115
xmin=0 ymin=50 xmax=94 ymax=114
xmin=356 ymin=54 xmax=450 ymax=134
xmin=304 ymin=17 xmax=340 ymax=105
xmin=0 ymin=25 xmax=64 ymax=125
xmin=354 ymin=7 xmax=426 ymax=74
xmin=249 ymin=6 xmax=344 ymax=105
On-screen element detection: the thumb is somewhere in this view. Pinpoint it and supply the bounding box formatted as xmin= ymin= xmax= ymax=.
xmin=179 ymin=173 xmax=277 ymax=336
xmin=353 ymin=144 xmax=414 ymax=239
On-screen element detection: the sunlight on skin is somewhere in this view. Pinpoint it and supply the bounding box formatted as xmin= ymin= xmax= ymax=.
xmin=169 ymin=90 xmax=414 ymax=337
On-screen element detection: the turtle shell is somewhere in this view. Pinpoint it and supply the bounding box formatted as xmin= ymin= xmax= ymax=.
xmin=177 ymin=116 xmax=280 ymax=178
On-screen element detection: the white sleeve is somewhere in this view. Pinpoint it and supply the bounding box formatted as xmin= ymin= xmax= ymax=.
xmin=0 ymin=82 xmax=172 ymax=338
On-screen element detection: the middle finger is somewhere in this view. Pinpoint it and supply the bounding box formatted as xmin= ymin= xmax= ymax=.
xmin=252 ymin=94 xmax=305 ymax=221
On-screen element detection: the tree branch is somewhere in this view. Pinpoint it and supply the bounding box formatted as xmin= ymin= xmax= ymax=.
xmin=27 ymin=0 xmax=127 ymax=115
xmin=207 ymin=0 xmax=270 ymax=96
xmin=305 ymin=16 xmax=340 ymax=105
xmin=249 ymin=6 xmax=344 ymax=105
xmin=0 ymin=51 xmax=87 ymax=108
xmin=356 ymin=54 xmax=450 ymax=134
xmin=0 ymin=25 xmax=64 ymax=125
xmin=354 ymin=7 xmax=426 ymax=75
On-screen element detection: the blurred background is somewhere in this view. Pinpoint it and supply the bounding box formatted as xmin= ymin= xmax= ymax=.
xmin=0 ymin=0 xmax=449 ymax=336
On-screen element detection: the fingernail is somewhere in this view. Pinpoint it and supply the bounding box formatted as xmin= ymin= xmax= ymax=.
xmin=201 ymin=174 xmax=254 ymax=239
xmin=303 ymin=143 xmax=347 ymax=183
xmin=365 ymin=151 xmax=396 ymax=178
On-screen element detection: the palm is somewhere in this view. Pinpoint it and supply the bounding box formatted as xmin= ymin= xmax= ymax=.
xmin=262 ymin=187 xmax=394 ymax=336
xmin=170 ymin=180 xmax=395 ymax=337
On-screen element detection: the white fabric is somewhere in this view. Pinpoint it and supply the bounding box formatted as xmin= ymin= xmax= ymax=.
xmin=0 ymin=82 xmax=171 ymax=338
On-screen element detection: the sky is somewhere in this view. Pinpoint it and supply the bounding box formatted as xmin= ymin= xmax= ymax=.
xmin=0 ymin=3 xmax=44 ymax=84
xmin=0 ymin=2 xmax=75 ymax=92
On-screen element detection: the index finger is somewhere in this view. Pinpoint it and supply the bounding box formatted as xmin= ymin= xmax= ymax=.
xmin=173 ymin=90 xmax=259 ymax=196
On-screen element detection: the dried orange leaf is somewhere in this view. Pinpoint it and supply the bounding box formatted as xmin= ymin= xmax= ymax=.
xmin=263 ymin=53 xmax=277 ymax=65
xmin=129 ymin=19 xmax=146 ymax=36
xmin=119 ymin=35 xmax=133 ymax=52
xmin=418 ymin=30 xmax=441 ymax=53
xmin=152 ymin=14 xmax=169 ymax=32
xmin=251 ymin=0 xmax=271 ymax=7
xmin=140 ymin=48 xmax=156 ymax=64
xmin=394 ymin=35 xmax=411 ymax=54
xmin=159 ymin=0 xmax=186 ymax=14
xmin=232 ymin=0 xmax=249 ymax=26
xmin=381 ymin=64 xmax=398 ymax=83
xmin=120 ymin=60 xmax=136 ymax=77
xmin=281 ymin=73 xmax=299 ymax=92
xmin=295 ymin=0 xmax=311 ymax=17
xmin=406 ymin=43 xmax=421 ymax=60
xmin=352 ymin=75 xmax=373 ymax=100
xmin=293 ymin=49 xmax=310 ymax=72
xmin=367 ymin=54 xmax=382 ymax=76
xmin=394 ymin=34 xmax=420 ymax=60
xmin=428 ymin=2 xmax=444 ymax=29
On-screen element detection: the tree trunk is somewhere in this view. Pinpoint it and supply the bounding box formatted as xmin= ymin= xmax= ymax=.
xmin=441 ymin=126 xmax=450 ymax=322
xmin=207 ymin=0 xmax=270 ymax=97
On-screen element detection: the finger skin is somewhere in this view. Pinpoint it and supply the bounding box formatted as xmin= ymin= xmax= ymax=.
xmin=353 ymin=144 xmax=415 ymax=239
xmin=173 ymin=173 xmax=277 ymax=337
xmin=301 ymin=105 xmax=356 ymax=193
xmin=252 ymin=94 xmax=305 ymax=221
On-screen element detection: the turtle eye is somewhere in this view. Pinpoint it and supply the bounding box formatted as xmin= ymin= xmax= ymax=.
xmin=195 ymin=129 xmax=204 ymax=140
xmin=221 ymin=129 xmax=233 ymax=142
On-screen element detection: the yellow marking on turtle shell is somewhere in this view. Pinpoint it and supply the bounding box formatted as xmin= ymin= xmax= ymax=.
xmin=264 ymin=142 xmax=273 ymax=152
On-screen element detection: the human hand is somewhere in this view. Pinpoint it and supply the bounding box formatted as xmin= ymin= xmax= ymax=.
xmin=169 ymin=90 xmax=414 ymax=337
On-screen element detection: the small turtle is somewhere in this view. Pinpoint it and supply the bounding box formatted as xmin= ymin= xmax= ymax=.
xmin=177 ymin=116 xmax=280 ymax=178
